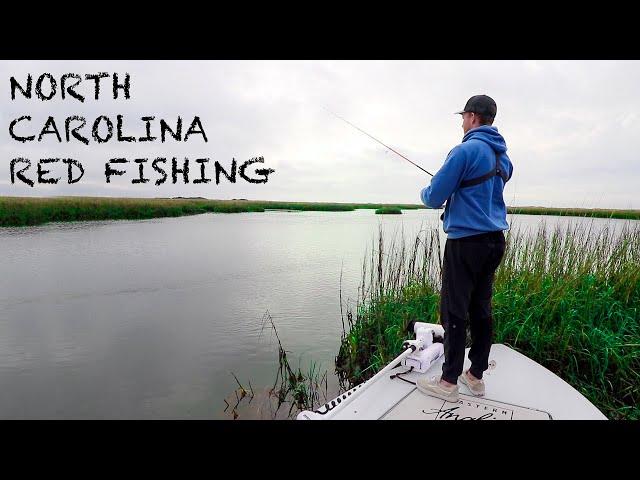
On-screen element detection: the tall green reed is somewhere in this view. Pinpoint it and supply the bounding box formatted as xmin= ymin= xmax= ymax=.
xmin=337 ymin=219 xmax=640 ymax=419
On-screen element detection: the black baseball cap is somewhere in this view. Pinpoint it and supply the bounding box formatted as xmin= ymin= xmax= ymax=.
xmin=455 ymin=95 xmax=497 ymax=118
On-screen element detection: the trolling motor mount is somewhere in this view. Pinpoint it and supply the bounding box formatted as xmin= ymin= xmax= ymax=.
xmin=406 ymin=320 xmax=445 ymax=343
xmin=402 ymin=321 xmax=445 ymax=373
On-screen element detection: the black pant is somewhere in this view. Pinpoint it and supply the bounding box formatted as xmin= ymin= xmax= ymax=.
xmin=440 ymin=230 xmax=506 ymax=384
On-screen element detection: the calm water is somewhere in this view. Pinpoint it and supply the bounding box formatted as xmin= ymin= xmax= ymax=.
xmin=0 ymin=210 xmax=635 ymax=419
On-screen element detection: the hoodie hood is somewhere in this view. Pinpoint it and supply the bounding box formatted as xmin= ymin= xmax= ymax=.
xmin=462 ymin=125 xmax=507 ymax=154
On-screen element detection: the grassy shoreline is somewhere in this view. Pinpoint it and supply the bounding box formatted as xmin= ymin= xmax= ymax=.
xmin=375 ymin=207 xmax=402 ymax=215
xmin=239 ymin=220 xmax=639 ymax=419
xmin=0 ymin=196 xmax=638 ymax=227
xmin=0 ymin=196 xmax=424 ymax=227
xmin=508 ymin=206 xmax=640 ymax=221
xmin=334 ymin=222 xmax=640 ymax=420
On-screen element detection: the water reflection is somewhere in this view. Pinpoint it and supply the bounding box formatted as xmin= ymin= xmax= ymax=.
xmin=0 ymin=210 xmax=635 ymax=418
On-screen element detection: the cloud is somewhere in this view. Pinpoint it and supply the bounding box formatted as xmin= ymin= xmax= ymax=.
xmin=1 ymin=60 xmax=638 ymax=208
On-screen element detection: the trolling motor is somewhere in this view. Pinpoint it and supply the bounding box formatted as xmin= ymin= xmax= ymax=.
xmin=401 ymin=321 xmax=445 ymax=373
xmin=296 ymin=320 xmax=445 ymax=420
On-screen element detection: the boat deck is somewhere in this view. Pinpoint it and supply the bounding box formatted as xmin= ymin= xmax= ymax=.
xmin=329 ymin=344 xmax=606 ymax=420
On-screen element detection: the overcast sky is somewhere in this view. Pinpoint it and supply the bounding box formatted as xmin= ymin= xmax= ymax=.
xmin=1 ymin=60 xmax=638 ymax=209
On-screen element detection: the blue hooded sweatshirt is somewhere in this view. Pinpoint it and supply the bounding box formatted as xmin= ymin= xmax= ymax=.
xmin=420 ymin=125 xmax=513 ymax=239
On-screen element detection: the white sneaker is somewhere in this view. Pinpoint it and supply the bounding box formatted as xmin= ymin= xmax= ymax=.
xmin=416 ymin=375 xmax=459 ymax=403
xmin=459 ymin=370 xmax=485 ymax=396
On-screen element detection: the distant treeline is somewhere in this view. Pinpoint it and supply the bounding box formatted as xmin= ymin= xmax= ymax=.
xmin=0 ymin=196 xmax=638 ymax=227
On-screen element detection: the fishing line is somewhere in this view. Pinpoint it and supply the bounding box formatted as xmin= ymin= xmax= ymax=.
xmin=323 ymin=106 xmax=434 ymax=177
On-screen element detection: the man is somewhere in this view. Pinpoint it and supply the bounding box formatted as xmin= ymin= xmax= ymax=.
xmin=416 ymin=94 xmax=513 ymax=402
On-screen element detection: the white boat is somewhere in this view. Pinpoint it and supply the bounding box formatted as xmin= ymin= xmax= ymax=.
xmin=297 ymin=322 xmax=606 ymax=420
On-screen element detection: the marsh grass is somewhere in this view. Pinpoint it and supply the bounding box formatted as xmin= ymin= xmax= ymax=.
xmin=508 ymin=206 xmax=640 ymax=221
xmin=335 ymin=219 xmax=640 ymax=419
xmin=0 ymin=196 xmax=424 ymax=227
xmin=375 ymin=207 xmax=402 ymax=215
xmin=3 ymin=196 xmax=638 ymax=227
xmin=232 ymin=220 xmax=639 ymax=419
xmin=226 ymin=312 xmax=330 ymax=419
xmin=491 ymin=220 xmax=640 ymax=418
xmin=335 ymin=224 xmax=443 ymax=387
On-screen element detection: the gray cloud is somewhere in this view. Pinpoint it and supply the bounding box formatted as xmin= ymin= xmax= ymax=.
xmin=1 ymin=60 xmax=638 ymax=208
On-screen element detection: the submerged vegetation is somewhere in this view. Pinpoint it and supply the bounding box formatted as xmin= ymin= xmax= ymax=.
xmin=225 ymin=312 xmax=330 ymax=420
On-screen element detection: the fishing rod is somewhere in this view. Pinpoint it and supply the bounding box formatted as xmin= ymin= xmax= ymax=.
xmin=323 ymin=106 xmax=434 ymax=177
